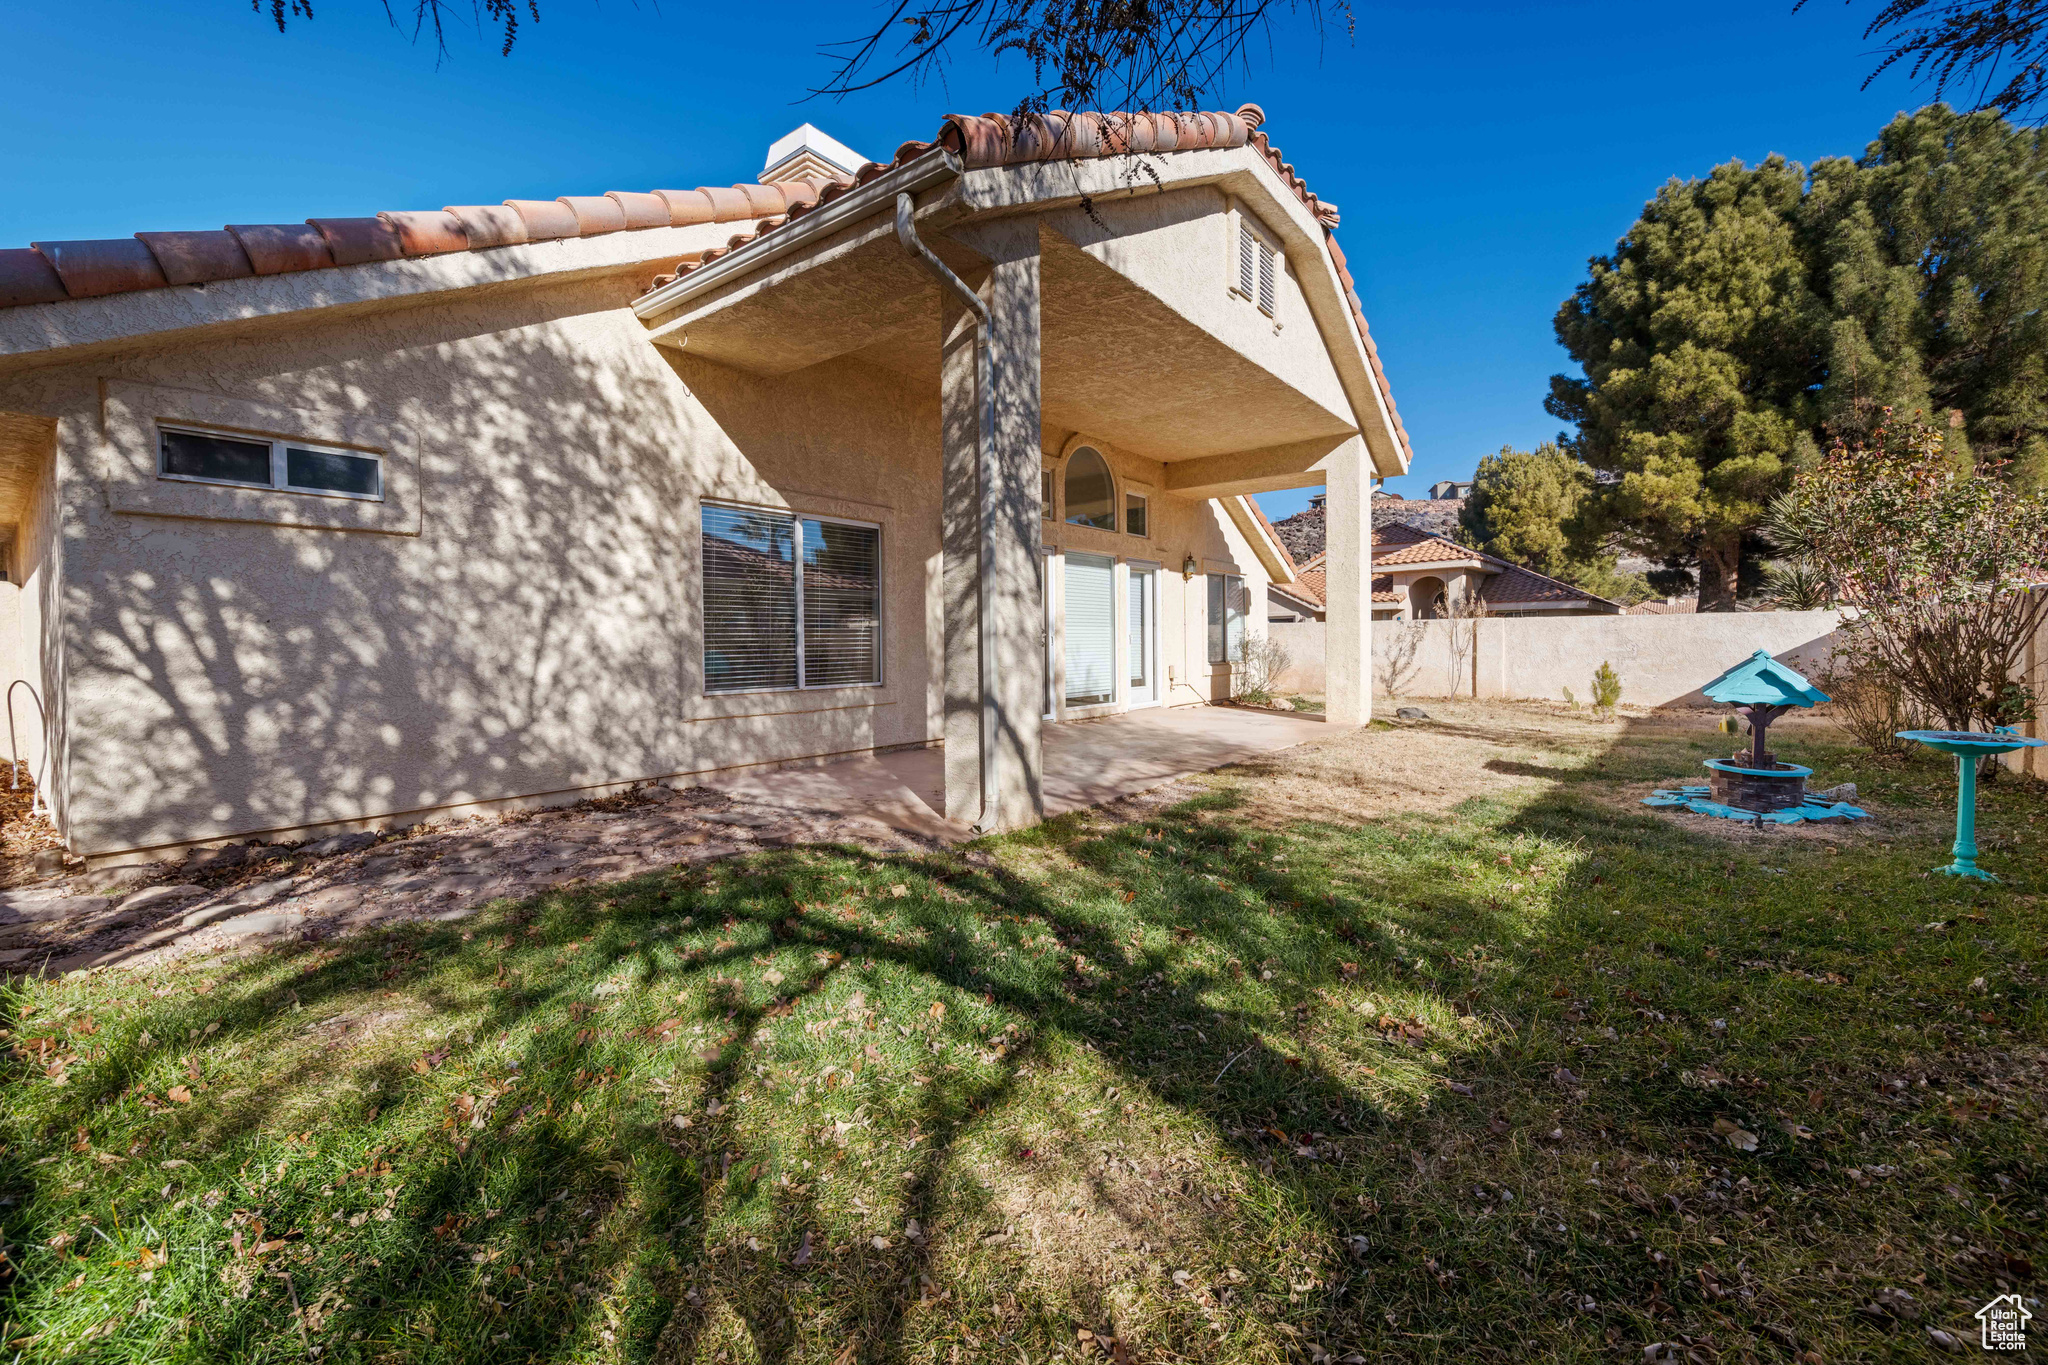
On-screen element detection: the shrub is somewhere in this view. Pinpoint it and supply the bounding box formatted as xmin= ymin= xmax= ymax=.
xmin=1376 ymin=619 xmax=1426 ymax=699
xmin=1233 ymin=636 xmax=1293 ymax=708
xmin=1789 ymin=412 xmax=2048 ymax=734
xmin=1814 ymin=650 xmax=1921 ymax=755
xmin=1591 ymin=661 xmax=1622 ymax=711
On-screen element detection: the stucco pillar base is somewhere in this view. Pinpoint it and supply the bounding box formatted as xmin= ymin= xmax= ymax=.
xmin=940 ymin=225 xmax=1045 ymax=831
xmin=1324 ymin=435 xmax=1372 ymax=725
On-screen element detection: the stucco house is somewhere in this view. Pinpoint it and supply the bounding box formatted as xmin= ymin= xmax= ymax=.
xmin=1264 ymin=514 xmax=1618 ymax=693
xmin=0 ymin=106 xmax=1408 ymax=865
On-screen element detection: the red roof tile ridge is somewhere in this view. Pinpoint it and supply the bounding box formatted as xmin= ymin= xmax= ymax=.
xmin=0 ymin=169 xmax=850 ymax=313
xmin=0 ymin=101 xmax=1410 ymax=469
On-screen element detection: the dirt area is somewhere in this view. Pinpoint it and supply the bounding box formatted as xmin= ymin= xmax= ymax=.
xmin=0 ymin=781 xmax=951 ymax=977
xmin=0 ymin=701 xmax=1914 ymax=976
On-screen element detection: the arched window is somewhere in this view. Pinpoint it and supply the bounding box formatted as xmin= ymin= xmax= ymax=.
xmin=1063 ymin=447 xmax=1115 ymax=530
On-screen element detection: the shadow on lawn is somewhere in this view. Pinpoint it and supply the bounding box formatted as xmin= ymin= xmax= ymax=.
xmin=5 ymin=715 xmax=1942 ymax=1362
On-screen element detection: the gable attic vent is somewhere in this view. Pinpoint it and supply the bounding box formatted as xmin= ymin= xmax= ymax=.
xmin=761 ymin=124 xmax=872 ymax=184
xmin=1236 ymin=215 xmax=1278 ymax=316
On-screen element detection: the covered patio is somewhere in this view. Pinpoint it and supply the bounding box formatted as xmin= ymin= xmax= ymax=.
xmin=702 ymin=704 xmax=1327 ymax=842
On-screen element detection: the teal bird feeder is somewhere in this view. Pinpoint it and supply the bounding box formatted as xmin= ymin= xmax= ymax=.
xmin=1896 ymin=728 xmax=2046 ymax=882
xmin=1699 ymin=650 xmax=1831 ymax=811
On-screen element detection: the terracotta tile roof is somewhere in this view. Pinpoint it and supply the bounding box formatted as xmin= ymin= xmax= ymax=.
xmin=1371 ymin=522 xmax=1483 ymax=567
xmin=1292 ymin=532 xmax=1616 ymax=612
xmin=652 ymin=103 xmax=1411 ymax=466
xmin=0 ymin=179 xmax=830 ymax=311
xmin=0 ymin=102 xmax=1410 ymax=467
xmin=1478 ymin=563 xmax=1605 ymax=608
xmin=1629 ymin=596 xmax=1699 ymax=615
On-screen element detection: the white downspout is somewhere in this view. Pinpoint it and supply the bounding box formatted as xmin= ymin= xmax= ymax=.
xmin=894 ymin=191 xmax=999 ymax=831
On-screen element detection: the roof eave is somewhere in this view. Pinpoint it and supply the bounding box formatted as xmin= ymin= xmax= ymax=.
xmin=634 ymin=149 xmax=962 ymax=328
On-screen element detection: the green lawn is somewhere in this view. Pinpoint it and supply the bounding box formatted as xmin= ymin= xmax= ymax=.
xmin=2 ymin=706 xmax=2043 ymax=1363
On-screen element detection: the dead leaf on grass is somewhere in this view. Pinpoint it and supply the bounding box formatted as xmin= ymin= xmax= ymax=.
xmin=1712 ymin=1118 xmax=1759 ymax=1152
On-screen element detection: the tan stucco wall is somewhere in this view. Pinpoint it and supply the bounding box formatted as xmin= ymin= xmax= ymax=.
xmin=2008 ymin=595 xmax=2046 ymax=779
xmin=1267 ymin=617 xmax=1324 ymax=694
xmin=0 ymin=272 xmax=947 ymax=857
xmin=1376 ymin=611 xmax=1847 ymax=707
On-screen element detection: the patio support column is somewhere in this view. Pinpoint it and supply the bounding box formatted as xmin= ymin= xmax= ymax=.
xmin=1324 ymin=435 xmax=1373 ymax=725
xmin=939 ymin=223 xmax=1045 ymax=831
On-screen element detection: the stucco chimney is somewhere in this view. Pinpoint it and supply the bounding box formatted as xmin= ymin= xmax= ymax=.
xmin=762 ymin=124 xmax=871 ymax=183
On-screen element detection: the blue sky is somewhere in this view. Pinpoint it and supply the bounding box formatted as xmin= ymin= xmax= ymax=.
xmin=2 ymin=0 xmax=1933 ymax=522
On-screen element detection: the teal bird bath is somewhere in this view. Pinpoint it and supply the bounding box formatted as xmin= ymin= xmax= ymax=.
xmin=1897 ymin=728 xmax=2046 ymax=882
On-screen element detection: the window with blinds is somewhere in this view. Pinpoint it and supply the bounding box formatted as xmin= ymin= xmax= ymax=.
xmin=1235 ymin=217 xmax=1278 ymax=317
xmin=1207 ymin=572 xmax=1247 ymax=665
xmin=701 ymin=504 xmax=880 ymax=694
xmin=1064 ymin=552 xmax=1116 ymax=706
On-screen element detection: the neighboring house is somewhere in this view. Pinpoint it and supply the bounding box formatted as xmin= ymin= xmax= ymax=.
xmin=1270 ymin=511 xmax=1620 ymax=623
xmin=0 ymin=105 xmax=1410 ymax=861
xmin=1427 ymin=479 xmax=1472 ymax=500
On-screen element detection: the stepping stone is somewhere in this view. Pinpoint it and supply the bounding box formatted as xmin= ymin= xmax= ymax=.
xmin=0 ymin=892 xmax=112 ymax=924
xmin=212 ymin=911 xmax=302 ymax=938
xmin=116 ymin=884 xmax=207 ymax=915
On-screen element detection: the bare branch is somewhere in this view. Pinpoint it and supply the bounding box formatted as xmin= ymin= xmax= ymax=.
xmin=813 ymin=1 xmax=1341 ymax=116
xmin=1806 ymin=0 xmax=2048 ymax=117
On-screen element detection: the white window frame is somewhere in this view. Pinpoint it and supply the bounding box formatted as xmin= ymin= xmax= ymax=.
xmin=1124 ymin=489 xmax=1149 ymax=538
xmin=157 ymin=422 xmax=385 ymax=502
xmin=1207 ymin=571 xmax=1247 ymax=666
xmin=700 ymin=500 xmax=885 ymax=697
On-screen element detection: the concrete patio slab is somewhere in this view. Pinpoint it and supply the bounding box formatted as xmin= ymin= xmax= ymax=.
xmin=867 ymin=704 xmax=1327 ymax=830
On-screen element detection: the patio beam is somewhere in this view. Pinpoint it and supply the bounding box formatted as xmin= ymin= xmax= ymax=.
xmin=1159 ymin=434 xmax=1351 ymax=499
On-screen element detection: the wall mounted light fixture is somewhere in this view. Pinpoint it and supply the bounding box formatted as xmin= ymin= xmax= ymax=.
xmin=1181 ymin=553 xmax=1198 ymax=580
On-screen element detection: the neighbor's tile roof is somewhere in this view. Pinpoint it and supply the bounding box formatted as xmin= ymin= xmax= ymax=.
xmin=0 ymin=103 xmax=1410 ymax=466
xmin=1479 ymin=563 xmax=1599 ymax=607
xmin=1294 ymin=530 xmax=1619 ymax=611
xmin=0 ymin=182 xmax=829 ymax=311
xmin=1285 ymin=552 xmax=1400 ymax=607
xmin=649 ymin=104 xmax=1411 ymax=465
xmin=1371 ymin=522 xmax=1485 ymax=567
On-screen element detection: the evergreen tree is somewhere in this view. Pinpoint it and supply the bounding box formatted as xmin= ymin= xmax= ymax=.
xmin=1460 ymin=444 xmax=1650 ymax=603
xmin=1549 ymin=106 xmax=2048 ymax=609
xmin=1547 ymin=157 xmax=1826 ymax=610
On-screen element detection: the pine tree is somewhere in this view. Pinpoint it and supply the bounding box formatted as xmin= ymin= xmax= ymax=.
xmin=1548 ymin=157 xmax=1827 ymax=610
xmin=1550 ymin=106 xmax=2048 ymax=608
xmin=1460 ymin=444 xmax=1648 ymax=602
